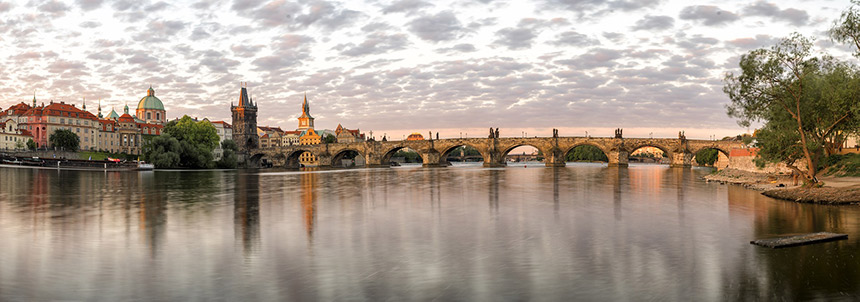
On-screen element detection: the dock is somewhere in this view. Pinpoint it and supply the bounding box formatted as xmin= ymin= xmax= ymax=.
xmin=751 ymin=232 xmax=848 ymax=248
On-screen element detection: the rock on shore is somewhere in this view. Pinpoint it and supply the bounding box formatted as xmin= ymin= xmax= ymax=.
xmin=704 ymin=168 xmax=860 ymax=205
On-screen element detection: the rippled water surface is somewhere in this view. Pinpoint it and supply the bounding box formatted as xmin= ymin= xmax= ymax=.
xmin=2 ymin=163 xmax=860 ymax=301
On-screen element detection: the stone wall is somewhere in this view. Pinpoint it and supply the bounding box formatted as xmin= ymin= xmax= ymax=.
xmin=727 ymin=148 xmax=805 ymax=174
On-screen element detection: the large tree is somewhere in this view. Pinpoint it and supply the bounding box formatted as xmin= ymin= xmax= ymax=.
xmin=49 ymin=129 xmax=80 ymax=151
xmin=217 ymin=139 xmax=239 ymax=169
xmin=144 ymin=115 xmax=220 ymax=168
xmin=724 ymin=34 xmax=860 ymax=185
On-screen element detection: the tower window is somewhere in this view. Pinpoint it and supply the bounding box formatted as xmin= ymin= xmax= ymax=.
xmin=147 ymin=112 xmax=151 ymax=120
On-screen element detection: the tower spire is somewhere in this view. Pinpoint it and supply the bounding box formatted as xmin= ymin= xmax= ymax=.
xmin=82 ymin=97 xmax=86 ymax=110
xmin=32 ymin=90 xmax=36 ymax=107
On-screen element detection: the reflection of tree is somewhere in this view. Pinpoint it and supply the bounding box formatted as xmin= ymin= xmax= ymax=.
xmin=139 ymin=171 xmax=167 ymax=258
xmin=234 ymin=172 xmax=260 ymax=255
xmin=725 ymin=185 xmax=860 ymax=299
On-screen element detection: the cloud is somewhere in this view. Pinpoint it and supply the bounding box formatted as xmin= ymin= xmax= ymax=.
xmin=556 ymin=48 xmax=624 ymax=69
xmin=0 ymin=2 xmax=12 ymax=13
xmin=232 ymin=0 xmax=265 ymax=11
xmin=494 ymin=28 xmax=536 ymax=50
xmin=76 ymin=0 xmax=103 ymax=11
xmin=679 ymin=5 xmax=738 ymax=26
xmin=725 ymin=34 xmax=778 ymax=50
xmin=407 ymin=11 xmax=464 ymax=42
xmin=550 ymin=31 xmax=599 ymax=47
xmin=38 ymin=0 xmax=70 ymax=17
xmin=742 ymin=1 xmax=809 ymax=26
xmin=336 ymin=32 xmax=409 ymax=57
xmin=382 ymin=0 xmax=432 ymax=15
xmin=438 ymin=43 xmax=477 ymax=53
xmin=632 ymin=15 xmax=673 ymax=31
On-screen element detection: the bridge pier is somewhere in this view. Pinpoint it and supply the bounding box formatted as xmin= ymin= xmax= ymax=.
xmin=607 ymin=150 xmax=629 ymax=167
xmin=544 ymin=148 xmax=566 ymax=167
xmin=421 ymin=151 xmax=443 ymax=167
xmin=670 ymin=152 xmax=692 ymax=168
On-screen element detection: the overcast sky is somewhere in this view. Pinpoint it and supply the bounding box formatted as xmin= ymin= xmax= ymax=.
xmin=0 ymin=0 xmax=854 ymax=139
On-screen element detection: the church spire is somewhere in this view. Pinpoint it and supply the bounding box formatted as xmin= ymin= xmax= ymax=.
xmin=82 ymin=97 xmax=86 ymax=110
xmin=302 ymin=93 xmax=310 ymax=116
xmin=32 ymin=90 xmax=36 ymax=107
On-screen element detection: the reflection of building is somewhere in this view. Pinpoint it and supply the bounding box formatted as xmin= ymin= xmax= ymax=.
xmin=406 ymin=133 xmax=424 ymax=141
xmin=235 ymin=173 xmax=260 ymax=255
xmin=300 ymin=171 xmax=317 ymax=240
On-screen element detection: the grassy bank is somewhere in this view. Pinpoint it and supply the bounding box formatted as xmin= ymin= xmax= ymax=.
xmin=823 ymin=153 xmax=860 ymax=177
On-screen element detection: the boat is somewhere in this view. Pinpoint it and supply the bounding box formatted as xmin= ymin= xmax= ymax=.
xmin=2 ymin=158 xmax=21 ymax=165
xmin=21 ymin=157 xmax=44 ymax=166
xmin=138 ymin=162 xmax=155 ymax=170
xmin=390 ymin=161 xmax=401 ymax=166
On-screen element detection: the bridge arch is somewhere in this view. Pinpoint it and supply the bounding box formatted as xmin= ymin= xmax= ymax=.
xmin=500 ymin=143 xmax=553 ymax=164
xmin=563 ymin=143 xmax=610 ymax=164
xmin=689 ymin=146 xmax=730 ymax=169
xmin=285 ymin=149 xmax=317 ymax=168
xmin=438 ymin=144 xmax=487 ymax=166
xmin=627 ymin=143 xmax=673 ymax=164
xmin=331 ymin=148 xmax=366 ymax=168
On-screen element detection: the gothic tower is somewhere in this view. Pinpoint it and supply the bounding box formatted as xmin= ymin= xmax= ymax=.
xmin=297 ymin=94 xmax=314 ymax=131
xmin=231 ymin=83 xmax=259 ymax=153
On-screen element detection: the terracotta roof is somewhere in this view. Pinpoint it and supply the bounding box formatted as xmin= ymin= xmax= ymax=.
xmin=730 ymin=148 xmax=757 ymax=157
xmin=0 ymin=102 xmax=31 ymax=117
xmin=211 ymin=121 xmax=232 ymax=128
xmin=118 ymin=113 xmax=136 ymax=123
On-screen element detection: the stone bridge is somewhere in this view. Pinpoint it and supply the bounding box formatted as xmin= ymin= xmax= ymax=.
xmin=248 ymin=136 xmax=744 ymax=169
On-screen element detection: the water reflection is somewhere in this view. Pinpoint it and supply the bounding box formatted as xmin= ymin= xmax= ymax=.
xmin=234 ymin=172 xmax=260 ymax=255
xmin=2 ymin=165 xmax=860 ymax=300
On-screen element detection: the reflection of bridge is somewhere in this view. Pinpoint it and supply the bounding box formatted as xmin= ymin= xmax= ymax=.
xmin=249 ymin=136 xmax=743 ymax=169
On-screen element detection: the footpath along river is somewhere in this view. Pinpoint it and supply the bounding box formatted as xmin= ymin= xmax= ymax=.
xmin=1 ymin=163 xmax=860 ymax=300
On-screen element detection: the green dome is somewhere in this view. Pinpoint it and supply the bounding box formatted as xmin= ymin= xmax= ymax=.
xmin=137 ymin=86 xmax=164 ymax=111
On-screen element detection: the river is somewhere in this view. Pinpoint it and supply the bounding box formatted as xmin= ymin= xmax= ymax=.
xmin=1 ymin=163 xmax=859 ymax=300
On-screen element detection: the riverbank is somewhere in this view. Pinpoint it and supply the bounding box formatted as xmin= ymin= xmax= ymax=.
xmin=704 ymin=168 xmax=860 ymax=204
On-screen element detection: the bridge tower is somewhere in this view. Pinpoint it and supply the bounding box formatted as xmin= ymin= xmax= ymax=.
xmin=231 ymin=83 xmax=259 ymax=153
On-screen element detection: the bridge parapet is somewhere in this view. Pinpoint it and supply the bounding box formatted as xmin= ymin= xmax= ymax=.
xmin=246 ymin=137 xmax=746 ymax=169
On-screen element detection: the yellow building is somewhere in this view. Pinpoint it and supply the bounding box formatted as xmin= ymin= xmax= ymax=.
xmin=299 ymin=128 xmax=321 ymax=165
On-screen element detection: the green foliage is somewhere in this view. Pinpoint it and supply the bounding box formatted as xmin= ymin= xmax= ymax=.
xmin=566 ymin=145 xmax=608 ymax=162
xmin=15 ymin=141 xmax=24 ymax=150
xmin=830 ymin=0 xmax=860 ymax=58
xmin=217 ymin=139 xmax=239 ymax=169
xmin=26 ymin=139 xmax=35 ymax=150
xmin=145 ymin=135 xmax=181 ymax=168
xmin=723 ymin=33 xmax=860 ymax=184
xmin=49 ymin=129 xmax=80 ymax=151
xmin=144 ymin=115 xmax=220 ymax=169
xmin=393 ymin=149 xmax=421 ymax=163
xmin=322 ymin=133 xmax=337 ymax=144
xmin=695 ymin=149 xmax=719 ymax=166
xmin=822 ymin=153 xmax=860 ymax=177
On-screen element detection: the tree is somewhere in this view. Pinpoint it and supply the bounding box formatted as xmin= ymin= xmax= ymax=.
xmin=695 ymin=149 xmax=719 ymax=166
xmin=146 ymin=135 xmax=181 ymax=168
xmin=217 ymin=139 xmax=239 ymax=169
xmin=144 ymin=115 xmax=220 ymax=169
xmin=322 ymin=133 xmax=337 ymax=144
xmin=26 ymin=139 xmax=35 ymax=150
xmin=566 ymin=145 xmax=608 ymax=162
xmin=723 ymin=34 xmax=860 ymax=185
xmin=49 ymin=129 xmax=80 ymax=151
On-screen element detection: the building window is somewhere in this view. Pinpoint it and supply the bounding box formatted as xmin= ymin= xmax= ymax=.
xmin=147 ymin=112 xmax=151 ymax=120
xmin=156 ymin=113 xmax=160 ymax=120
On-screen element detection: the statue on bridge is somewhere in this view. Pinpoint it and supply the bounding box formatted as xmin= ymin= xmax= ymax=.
xmin=436 ymin=132 xmax=439 ymax=140
xmin=495 ymin=128 xmax=499 ymax=139
xmin=614 ymin=128 xmax=622 ymax=138
xmin=489 ymin=127 xmax=494 ymax=138
xmin=553 ymin=128 xmax=558 ymax=138
xmin=382 ymin=135 xmax=387 ymax=142
xmin=678 ymin=131 xmax=686 ymax=141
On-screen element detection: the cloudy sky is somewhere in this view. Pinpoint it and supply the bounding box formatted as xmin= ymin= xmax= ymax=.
xmin=0 ymin=0 xmax=854 ymax=140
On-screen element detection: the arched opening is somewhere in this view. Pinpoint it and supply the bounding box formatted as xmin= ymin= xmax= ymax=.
xmin=286 ymin=150 xmax=315 ymax=168
xmin=629 ymin=145 xmax=671 ymax=164
xmin=565 ymin=144 xmax=609 ymax=164
xmin=441 ymin=145 xmax=484 ymax=166
xmin=331 ymin=149 xmax=366 ymax=168
xmin=692 ymin=148 xmax=730 ymax=169
xmin=502 ymin=144 xmax=544 ymax=166
xmin=382 ymin=146 xmax=421 ymax=166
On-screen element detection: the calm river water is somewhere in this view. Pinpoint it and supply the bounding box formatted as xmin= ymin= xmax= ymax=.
xmin=1 ymin=163 xmax=860 ymax=301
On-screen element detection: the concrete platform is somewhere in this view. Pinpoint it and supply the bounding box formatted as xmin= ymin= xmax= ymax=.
xmin=750 ymin=232 xmax=848 ymax=248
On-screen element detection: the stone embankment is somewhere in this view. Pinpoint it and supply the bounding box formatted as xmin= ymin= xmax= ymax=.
xmin=704 ymin=169 xmax=860 ymax=205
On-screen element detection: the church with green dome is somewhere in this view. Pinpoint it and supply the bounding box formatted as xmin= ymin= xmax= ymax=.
xmin=136 ymin=86 xmax=166 ymax=124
